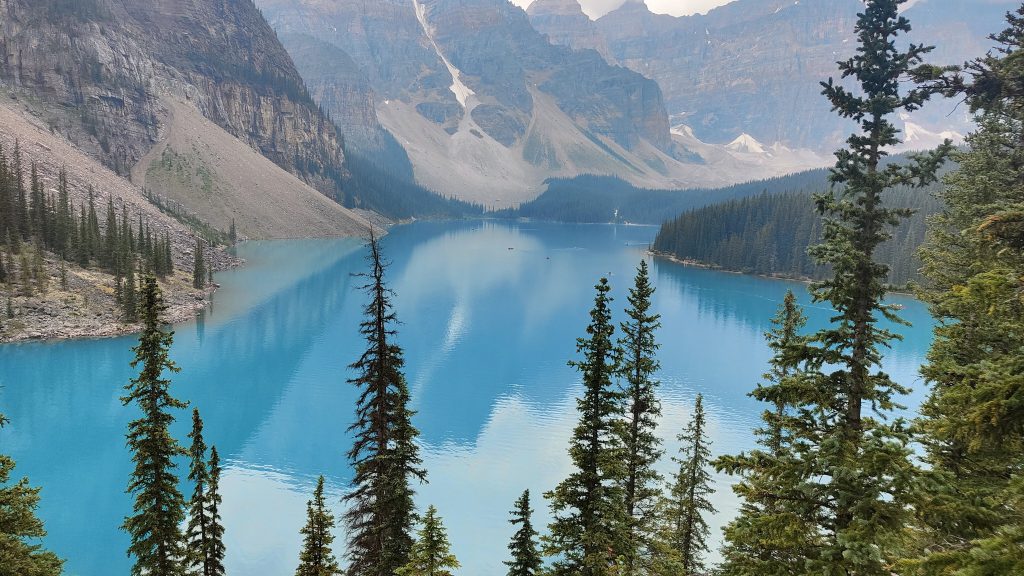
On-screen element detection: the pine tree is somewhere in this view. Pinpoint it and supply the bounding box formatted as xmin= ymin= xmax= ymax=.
xmin=657 ymin=394 xmax=716 ymax=575
xmin=186 ymin=409 xmax=217 ymax=576
xmin=617 ymin=260 xmax=663 ymax=575
xmin=0 ymin=413 xmax=64 ymax=576
xmin=123 ymin=256 xmax=137 ymax=323
xmin=228 ymin=219 xmax=237 ymax=245
xmin=715 ymin=291 xmax=818 ymax=576
xmin=192 ymin=238 xmax=205 ymax=289
xmin=505 ymin=490 xmax=542 ymax=576
xmin=904 ymin=10 xmax=1024 ymax=572
xmin=757 ymin=1 xmax=952 ymax=572
xmin=204 ymin=447 xmax=226 ymax=576
xmin=122 ymin=274 xmax=188 ymax=576
xmin=544 ymin=277 xmax=627 ymax=576
xmin=395 ymin=505 xmax=460 ymax=576
xmin=344 ymin=231 xmax=426 ymax=576
xmin=296 ymin=476 xmax=340 ymax=576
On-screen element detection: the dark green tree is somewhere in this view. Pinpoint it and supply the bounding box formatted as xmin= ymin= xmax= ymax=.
xmin=296 ymin=476 xmax=340 ymax=576
xmin=617 ymin=260 xmax=663 ymax=575
xmin=544 ymin=277 xmax=627 ymax=576
xmin=658 ymin=394 xmax=716 ymax=575
xmin=344 ymin=231 xmax=426 ymax=576
xmin=0 ymin=413 xmax=64 ymax=576
xmin=186 ymin=409 xmax=218 ymax=576
xmin=192 ymin=239 xmax=205 ymax=289
xmin=122 ymin=275 xmax=188 ymax=576
xmin=504 ymin=490 xmax=542 ymax=576
xmin=204 ymin=447 xmax=225 ymax=576
xmin=715 ymin=291 xmax=818 ymax=576
xmin=395 ymin=505 xmax=459 ymax=576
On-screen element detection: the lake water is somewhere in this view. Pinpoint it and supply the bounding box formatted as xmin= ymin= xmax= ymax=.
xmin=0 ymin=220 xmax=935 ymax=576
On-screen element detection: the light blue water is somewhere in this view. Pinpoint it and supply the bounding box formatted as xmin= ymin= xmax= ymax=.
xmin=0 ymin=220 xmax=935 ymax=575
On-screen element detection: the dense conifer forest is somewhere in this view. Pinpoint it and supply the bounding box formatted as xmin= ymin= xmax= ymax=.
xmin=1 ymin=1 xmax=1022 ymax=575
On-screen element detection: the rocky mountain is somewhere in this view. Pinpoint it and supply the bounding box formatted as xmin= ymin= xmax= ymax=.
xmin=257 ymin=0 xmax=833 ymax=206
xmin=0 ymin=0 xmax=369 ymax=235
xmin=525 ymin=0 xmax=616 ymax=63
xmin=529 ymin=0 xmax=1014 ymax=150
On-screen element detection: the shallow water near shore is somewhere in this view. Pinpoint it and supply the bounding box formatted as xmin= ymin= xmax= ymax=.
xmin=0 ymin=220 xmax=935 ymax=575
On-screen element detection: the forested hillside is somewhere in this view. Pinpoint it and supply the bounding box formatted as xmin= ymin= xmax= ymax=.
xmin=653 ymin=182 xmax=943 ymax=286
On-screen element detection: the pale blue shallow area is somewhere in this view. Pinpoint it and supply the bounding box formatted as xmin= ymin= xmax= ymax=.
xmin=0 ymin=220 xmax=935 ymax=575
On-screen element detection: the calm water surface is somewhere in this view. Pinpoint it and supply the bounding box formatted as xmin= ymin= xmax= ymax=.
xmin=0 ymin=221 xmax=935 ymax=575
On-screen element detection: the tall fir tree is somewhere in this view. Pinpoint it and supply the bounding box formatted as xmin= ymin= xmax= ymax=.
xmin=122 ymin=274 xmax=188 ymax=576
xmin=395 ymin=506 xmax=460 ymax=576
xmin=296 ymin=476 xmax=341 ymax=576
xmin=715 ymin=291 xmax=819 ymax=576
xmin=344 ymin=231 xmax=426 ymax=576
xmin=657 ymin=394 xmax=716 ymax=575
xmin=748 ymin=1 xmax=952 ymax=573
xmin=192 ymin=239 xmax=206 ymax=289
xmin=905 ymin=9 xmax=1024 ymax=573
xmin=0 ymin=413 xmax=64 ymax=576
xmin=204 ymin=447 xmax=226 ymax=576
xmin=544 ymin=277 xmax=628 ymax=576
xmin=186 ymin=409 xmax=217 ymax=576
xmin=505 ymin=490 xmax=542 ymax=576
xmin=617 ymin=260 xmax=663 ymax=575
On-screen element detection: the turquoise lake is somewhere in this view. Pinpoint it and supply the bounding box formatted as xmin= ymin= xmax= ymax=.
xmin=0 ymin=220 xmax=936 ymax=575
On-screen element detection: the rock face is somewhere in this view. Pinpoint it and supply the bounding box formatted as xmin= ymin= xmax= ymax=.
xmin=257 ymin=0 xmax=697 ymax=206
xmin=526 ymin=0 xmax=616 ymax=64
xmin=527 ymin=0 xmax=1014 ymax=150
xmin=0 ymin=0 xmax=348 ymax=197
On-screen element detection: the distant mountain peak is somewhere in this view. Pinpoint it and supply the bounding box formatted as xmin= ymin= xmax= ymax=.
xmin=526 ymin=0 xmax=587 ymax=17
xmin=727 ymin=133 xmax=767 ymax=155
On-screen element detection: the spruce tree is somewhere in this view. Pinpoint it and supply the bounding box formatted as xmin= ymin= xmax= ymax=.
xmin=204 ymin=447 xmax=226 ymax=576
xmin=505 ymin=490 xmax=542 ymax=576
xmin=617 ymin=260 xmax=663 ymax=575
xmin=122 ymin=274 xmax=188 ymax=576
xmin=0 ymin=413 xmax=63 ymax=576
xmin=658 ymin=394 xmax=716 ymax=575
xmin=544 ymin=277 xmax=627 ymax=576
xmin=905 ymin=10 xmax=1024 ymax=571
xmin=344 ymin=231 xmax=426 ymax=576
xmin=757 ymin=1 xmax=952 ymax=572
xmin=123 ymin=256 xmax=137 ymax=323
xmin=395 ymin=506 xmax=460 ymax=576
xmin=186 ymin=409 xmax=217 ymax=576
xmin=715 ymin=291 xmax=818 ymax=576
xmin=296 ymin=476 xmax=340 ymax=576
xmin=192 ymin=239 xmax=205 ymax=289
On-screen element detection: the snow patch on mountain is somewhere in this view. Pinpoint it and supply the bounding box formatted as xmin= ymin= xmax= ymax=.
xmin=726 ymin=133 xmax=766 ymax=154
xmin=412 ymin=0 xmax=476 ymax=109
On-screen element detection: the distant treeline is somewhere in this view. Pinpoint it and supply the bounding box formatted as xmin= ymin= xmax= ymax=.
xmin=653 ymin=182 xmax=944 ymax=286
xmin=500 ymin=172 xmax=831 ymax=224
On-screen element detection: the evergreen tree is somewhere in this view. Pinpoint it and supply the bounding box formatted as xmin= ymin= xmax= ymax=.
xmin=504 ymin=490 xmax=542 ymax=576
xmin=186 ymin=409 xmax=217 ymax=576
xmin=715 ymin=291 xmax=818 ymax=576
xmin=395 ymin=505 xmax=460 ymax=576
xmin=192 ymin=239 xmax=205 ymax=289
xmin=904 ymin=10 xmax=1024 ymax=571
xmin=123 ymin=256 xmax=137 ymax=323
xmin=738 ymin=2 xmax=952 ymax=573
xmin=122 ymin=275 xmax=188 ymax=576
xmin=0 ymin=413 xmax=63 ymax=576
xmin=544 ymin=277 xmax=627 ymax=576
xmin=204 ymin=447 xmax=226 ymax=576
xmin=228 ymin=220 xmax=237 ymax=245
xmin=617 ymin=260 xmax=663 ymax=575
xmin=296 ymin=476 xmax=340 ymax=576
xmin=657 ymin=394 xmax=716 ymax=575
xmin=344 ymin=231 xmax=426 ymax=576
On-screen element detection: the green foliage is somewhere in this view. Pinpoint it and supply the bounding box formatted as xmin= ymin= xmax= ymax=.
xmin=0 ymin=414 xmax=63 ymax=576
xmin=396 ymin=506 xmax=460 ymax=576
xmin=186 ymin=409 xmax=223 ymax=576
xmin=192 ymin=239 xmax=206 ymax=290
xmin=657 ymin=394 xmax=716 ymax=575
xmin=204 ymin=447 xmax=226 ymax=576
xmin=344 ymin=232 xmax=426 ymax=576
xmin=544 ymin=277 xmax=629 ymax=576
xmin=617 ymin=260 xmax=663 ymax=575
xmin=296 ymin=476 xmax=341 ymax=576
xmin=121 ymin=275 xmax=188 ymax=576
xmin=505 ymin=490 xmax=542 ymax=576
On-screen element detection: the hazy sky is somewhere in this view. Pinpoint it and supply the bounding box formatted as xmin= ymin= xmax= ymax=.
xmin=510 ymin=0 xmax=735 ymax=19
